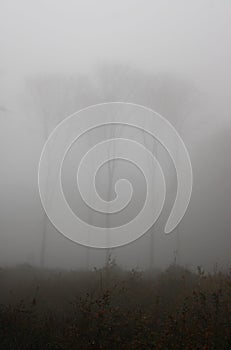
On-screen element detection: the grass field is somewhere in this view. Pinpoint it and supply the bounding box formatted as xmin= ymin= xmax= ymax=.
xmin=0 ymin=260 xmax=231 ymax=349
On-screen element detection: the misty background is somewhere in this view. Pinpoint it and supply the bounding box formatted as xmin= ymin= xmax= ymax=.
xmin=0 ymin=0 xmax=231 ymax=271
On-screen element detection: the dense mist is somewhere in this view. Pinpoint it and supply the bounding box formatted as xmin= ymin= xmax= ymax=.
xmin=0 ymin=0 xmax=231 ymax=271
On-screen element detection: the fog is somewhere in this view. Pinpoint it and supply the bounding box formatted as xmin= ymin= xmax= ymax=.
xmin=1 ymin=0 xmax=231 ymax=271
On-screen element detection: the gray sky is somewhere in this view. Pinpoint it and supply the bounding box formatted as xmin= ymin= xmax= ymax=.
xmin=1 ymin=0 xmax=231 ymax=101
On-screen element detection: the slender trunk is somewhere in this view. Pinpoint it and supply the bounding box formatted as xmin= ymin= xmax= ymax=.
xmin=40 ymin=213 xmax=47 ymax=267
xmin=105 ymin=125 xmax=117 ymax=271
xmin=40 ymin=123 xmax=49 ymax=268
xmin=142 ymin=131 xmax=158 ymax=271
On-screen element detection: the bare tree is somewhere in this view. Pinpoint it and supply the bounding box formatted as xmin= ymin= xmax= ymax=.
xmin=28 ymin=65 xmax=198 ymax=270
xmin=28 ymin=73 xmax=96 ymax=267
xmin=94 ymin=64 xmax=198 ymax=269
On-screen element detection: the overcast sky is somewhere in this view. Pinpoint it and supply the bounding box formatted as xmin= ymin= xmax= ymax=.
xmin=1 ymin=0 xmax=231 ymax=106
